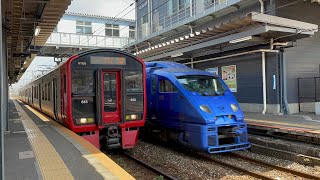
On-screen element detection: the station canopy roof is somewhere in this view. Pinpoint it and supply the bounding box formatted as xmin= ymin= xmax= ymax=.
xmin=127 ymin=12 xmax=318 ymax=62
xmin=5 ymin=0 xmax=71 ymax=84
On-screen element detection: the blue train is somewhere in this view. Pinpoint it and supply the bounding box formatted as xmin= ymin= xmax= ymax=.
xmin=145 ymin=61 xmax=250 ymax=153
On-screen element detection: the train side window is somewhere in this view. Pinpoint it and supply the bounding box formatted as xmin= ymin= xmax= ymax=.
xmin=159 ymin=80 xmax=177 ymax=92
xmin=42 ymin=85 xmax=45 ymax=100
xmin=64 ymin=75 xmax=66 ymax=93
xmin=48 ymin=82 xmax=51 ymax=101
xmin=152 ymin=78 xmax=156 ymax=93
xmin=45 ymin=83 xmax=48 ymax=100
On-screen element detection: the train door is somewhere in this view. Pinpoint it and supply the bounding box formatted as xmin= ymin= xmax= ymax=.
xmin=150 ymin=75 xmax=159 ymax=119
xmin=96 ymin=69 xmax=122 ymax=125
xmin=53 ymin=78 xmax=58 ymax=120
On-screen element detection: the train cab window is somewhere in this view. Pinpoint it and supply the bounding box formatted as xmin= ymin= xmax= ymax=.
xmin=125 ymin=71 xmax=143 ymax=92
xmin=159 ymin=80 xmax=177 ymax=92
xmin=177 ymin=75 xmax=226 ymax=96
xmin=71 ymin=70 xmax=94 ymax=94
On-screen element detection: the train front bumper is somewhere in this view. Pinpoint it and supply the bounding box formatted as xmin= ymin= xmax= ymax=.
xmin=180 ymin=123 xmax=251 ymax=153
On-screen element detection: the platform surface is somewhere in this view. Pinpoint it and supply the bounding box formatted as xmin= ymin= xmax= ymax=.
xmin=5 ymin=99 xmax=134 ymax=180
xmin=245 ymin=112 xmax=320 ymax=136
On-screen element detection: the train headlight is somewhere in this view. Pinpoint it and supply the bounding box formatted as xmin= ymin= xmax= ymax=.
xmin=77 ymin=118 xmax=94 ymax=124
xmin=126 ymin=114 xmax=141 ymax=120
xmin=230 ymin=104 xmax=239 ymax=112
xmin=200 ymin=105 xmax=212 ymax=114
xmin=80 ymin=118 xmax=88 ymax=124
xmin=131 ymin=114 xmax=137 ymax=120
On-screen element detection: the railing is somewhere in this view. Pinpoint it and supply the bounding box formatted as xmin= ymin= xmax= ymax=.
xmin=297 ymin=77 xmax=320 ymax=112
xmin=137 ymin=0 xmax=237 ymax=39
xmin=46 ymin=32 xmax=136 ymax=48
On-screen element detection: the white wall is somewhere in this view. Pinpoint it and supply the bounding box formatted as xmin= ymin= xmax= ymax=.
xmin=120 ymin=25 xmax=129 ymax=38
xmin=92 ymin=23 xmax=105 ymax=36
xmin=57 ymin=19 xmax=76 ymax=33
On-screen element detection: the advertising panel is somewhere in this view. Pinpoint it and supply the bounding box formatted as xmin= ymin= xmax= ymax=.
xmin=222 ymin=65 xmax=237 ymax=92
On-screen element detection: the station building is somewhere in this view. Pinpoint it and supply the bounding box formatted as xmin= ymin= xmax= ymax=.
xmin=46 ymin=12 xmax=136 ymax=48
xmin=125 ymin=0 xmax=320 ymax=115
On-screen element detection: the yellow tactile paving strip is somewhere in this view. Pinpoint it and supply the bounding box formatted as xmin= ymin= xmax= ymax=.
xmin=13 ymin=100 xmax=74 ymax=180
xmin=24 ymin=102 xmax=135 ymax=180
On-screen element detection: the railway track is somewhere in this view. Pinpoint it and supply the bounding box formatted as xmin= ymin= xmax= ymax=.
xmin=248 ymin=127 xmax=320 ymax=145
xmin=197 ymin=152 xmax=320 ymax=180
xmin=122 ymin=152 xmax=177 ymax=180
xmin=139 ymin=140 xmax=320 ymax=179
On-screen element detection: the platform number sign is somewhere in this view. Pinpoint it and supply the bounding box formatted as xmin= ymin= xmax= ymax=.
xmin=222 ymin=65 xmax=237 ymax=92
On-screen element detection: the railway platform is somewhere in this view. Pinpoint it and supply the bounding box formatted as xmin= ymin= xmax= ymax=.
xmin=245 ymin=112 xmax=320 ymax=142
xmin=5 ymin=99 xmax=134 ymax=180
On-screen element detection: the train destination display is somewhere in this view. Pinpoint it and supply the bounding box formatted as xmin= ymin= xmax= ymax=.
xmin=90 ymin=56 xmax=126 ymax=65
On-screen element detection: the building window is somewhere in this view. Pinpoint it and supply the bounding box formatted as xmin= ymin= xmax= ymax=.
xmin=169 ymin=0 xmax=189 ymax=14
xmin=129 ymin=26 xmax=135 ymax=39
xmin=76 ymin=21 xmax=92 ymax=34
xmin=105 ymin=24 xmax=119 ymax=37
xmin=160 ymin=80 xmax=177 ymax=92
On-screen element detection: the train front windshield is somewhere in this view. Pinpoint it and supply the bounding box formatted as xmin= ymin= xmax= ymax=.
xmin=177 ymin=75 xmax=226 ymax=96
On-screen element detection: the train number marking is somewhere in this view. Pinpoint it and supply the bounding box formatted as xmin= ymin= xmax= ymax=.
xmin=81 ymin=100 xmax=88 ymax=104
xmin=78 ymin=62 xmax=87 ymax=65
xmin=130 ymin=98 xmax=136 ymax=102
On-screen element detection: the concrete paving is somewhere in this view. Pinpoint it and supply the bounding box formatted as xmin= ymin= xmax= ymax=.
xmin=5 ymin=100 xmax=39 ymax=180
xmin=245 ymin=112 xmax=320 ymax=131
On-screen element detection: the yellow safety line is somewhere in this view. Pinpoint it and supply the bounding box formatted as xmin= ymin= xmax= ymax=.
xmin=24 ymin=103 xmax=135 ymax=180
xmin=14 ymin=100 xmax=74 ymax=180
xmin=246 ymin=118 xmax=319 ymax=131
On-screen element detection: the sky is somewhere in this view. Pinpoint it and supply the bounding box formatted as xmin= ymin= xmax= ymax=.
xmin=12 ymin=0 xmax=136 ymax=91
xmin=67 ymin=0 xmax=136 ymax=19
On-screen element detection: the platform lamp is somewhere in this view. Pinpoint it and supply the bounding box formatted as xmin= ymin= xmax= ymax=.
xmin=32 ymin=21 xmax=41 ymax=52
xmin=34 ymin=26 xmax=41 ymax=36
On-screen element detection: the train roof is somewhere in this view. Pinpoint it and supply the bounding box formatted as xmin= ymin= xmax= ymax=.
xmin=146 ymin=61 xmax=218 ymax=77
xmin=145 ymin=61 xmax=188 ymax=69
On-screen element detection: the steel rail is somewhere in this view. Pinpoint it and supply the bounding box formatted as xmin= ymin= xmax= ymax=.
xmin=248 ymin=130 xmax=320 ymax=145
xmin=122 ymin=152 xmax=177 ymax=180
xmin=227 ymin=153 xmax=320 ymax=180
xmin=195 ymin=153 xmax=273 ymax=180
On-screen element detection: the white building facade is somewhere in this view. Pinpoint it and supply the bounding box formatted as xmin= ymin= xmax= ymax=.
xmin=46 ymin=12 xmax=136 ymax=48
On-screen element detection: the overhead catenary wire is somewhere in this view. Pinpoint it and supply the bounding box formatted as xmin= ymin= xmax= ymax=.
xmin=59 ymin=0 xmax=311 ymax=57
xmin=94 ymin=0 xmax=171 ymax=47
xmin=58 ymin=0 xmax=138 ymax=57
xmin=78 ymin=1 xmax=135 ymax=44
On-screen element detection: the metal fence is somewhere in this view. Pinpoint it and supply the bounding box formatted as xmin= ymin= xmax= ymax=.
xmin=297 ymin=77 xmax=320 ymax=112
xmin=137 ymin=0 xmax=236 ymax=39
xmin=46 ymin=32 xmax=135 ymax=48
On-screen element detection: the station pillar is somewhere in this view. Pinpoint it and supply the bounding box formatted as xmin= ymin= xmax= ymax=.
xmin=0 ymin=0 xmax=6 ymax=179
